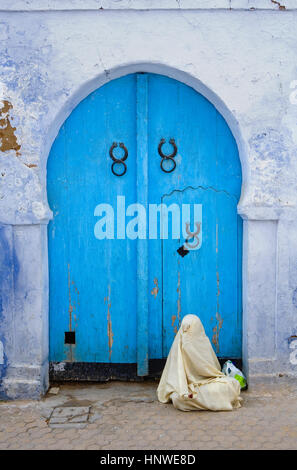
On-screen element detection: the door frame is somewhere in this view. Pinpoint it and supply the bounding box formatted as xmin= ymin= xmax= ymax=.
xmin=5 ymin=63 xmax=278 ymax=399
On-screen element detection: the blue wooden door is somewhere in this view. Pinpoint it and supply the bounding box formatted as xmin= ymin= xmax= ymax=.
xmin=48 ymin=73 xmax=242 ymax=380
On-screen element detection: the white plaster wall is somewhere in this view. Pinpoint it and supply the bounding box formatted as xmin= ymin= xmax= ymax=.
xmin=0 ymin=0 xmax=297 ymax=397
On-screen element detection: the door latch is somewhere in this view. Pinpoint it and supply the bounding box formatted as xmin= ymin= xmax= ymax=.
xmin=177 ymin=222 xmax=201 ymax=257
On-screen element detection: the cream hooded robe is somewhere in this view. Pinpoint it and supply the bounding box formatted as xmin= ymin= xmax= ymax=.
xmin=157 ymin=314 xmax=242 ymax=411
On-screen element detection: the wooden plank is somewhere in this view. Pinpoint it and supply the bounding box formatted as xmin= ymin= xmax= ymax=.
xmin=48 ymin=75 xmax=138 ymax=364
xmin=147 ymin=74 xmax=242 ymax=359
xmin=136 ymin=74 xmax=149 ymax=375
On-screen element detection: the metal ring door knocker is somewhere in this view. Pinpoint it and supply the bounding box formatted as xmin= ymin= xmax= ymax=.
xmin=109 ymin=142 xmax=128 ymax=176
xmin=158 ymin=138 xmax=177 ymax=173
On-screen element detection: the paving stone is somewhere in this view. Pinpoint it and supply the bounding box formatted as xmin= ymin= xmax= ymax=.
xmin=1 ymin=381 xmax=297 ymax=449
xmin=49 ymin=422 xmax=88 ymax=429
xmin=88 ymin=411 xmax=102 ymax=423
xmin=49 ymin=406 xmax=90 ymax=426
xmin=51 ymin=406 xmax=90 ymax=419
xmin=39 ymin=407 xmax=54 ymax=420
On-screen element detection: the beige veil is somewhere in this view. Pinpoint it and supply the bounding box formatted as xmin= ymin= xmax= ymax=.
xmin=157 ymin=314 xmax=242 ymax=411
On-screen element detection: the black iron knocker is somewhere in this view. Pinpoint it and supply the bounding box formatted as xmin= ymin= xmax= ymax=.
xmin=109 ymin=142 xmax=128 ymax=176
xmin=158 ymin=138 xmax=177 ymax=173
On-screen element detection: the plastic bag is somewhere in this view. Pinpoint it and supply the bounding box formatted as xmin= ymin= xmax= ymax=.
xmin=222 ymin=360 xmax=247 ymax=390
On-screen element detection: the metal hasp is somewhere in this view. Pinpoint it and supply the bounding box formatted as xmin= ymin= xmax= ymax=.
xmin=158 ymin=138 xmax=177 ymax=173
xmin=184 ymin=222 xmax=201 ymax=249
xmin=177 ymin=222 xmax=201 ymax=256
xmin=109 ymin=142 xmax=128 ymax=176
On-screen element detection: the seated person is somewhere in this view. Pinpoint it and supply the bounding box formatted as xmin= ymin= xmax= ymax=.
xmin=157 ymin=314 xmax=242 ymax=411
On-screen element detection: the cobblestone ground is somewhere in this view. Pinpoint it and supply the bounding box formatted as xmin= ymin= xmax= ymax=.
xmin=0 ymin=380 xmax=297 ymax=450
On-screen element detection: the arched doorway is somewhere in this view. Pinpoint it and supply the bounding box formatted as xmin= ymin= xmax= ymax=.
xmin=47 ymin=73 xmax=242 ymax=380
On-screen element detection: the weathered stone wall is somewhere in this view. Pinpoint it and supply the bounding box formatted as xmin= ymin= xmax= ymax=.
xmin=1 ymin=0 xmax=297 ymax=398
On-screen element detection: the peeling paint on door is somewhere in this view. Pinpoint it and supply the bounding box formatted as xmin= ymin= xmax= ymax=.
xmin=151 ymin=278 xmax=159 ymax=298
xmin=212 ymin=312 xmax=223 ymax=353
xmin=104 ymin=286 xmax=114 ymax=361
xmin=67 ymin=263 xmax=74 ymax=333
xmin=66 ymin=264 xmax=80 ymax=361
xmin=171 ymin=315 xmax=178 ymax=335
xmin=212 ymin=222 xmax=223 ymax=353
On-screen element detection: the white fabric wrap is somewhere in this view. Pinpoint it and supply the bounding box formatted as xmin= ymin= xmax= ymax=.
xmin=157 ymin=314 xmax=242 ymax=411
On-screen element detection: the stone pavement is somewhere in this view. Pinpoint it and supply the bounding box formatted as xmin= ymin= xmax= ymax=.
xmin=0 ymin=380 xmax=297 ymax=450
